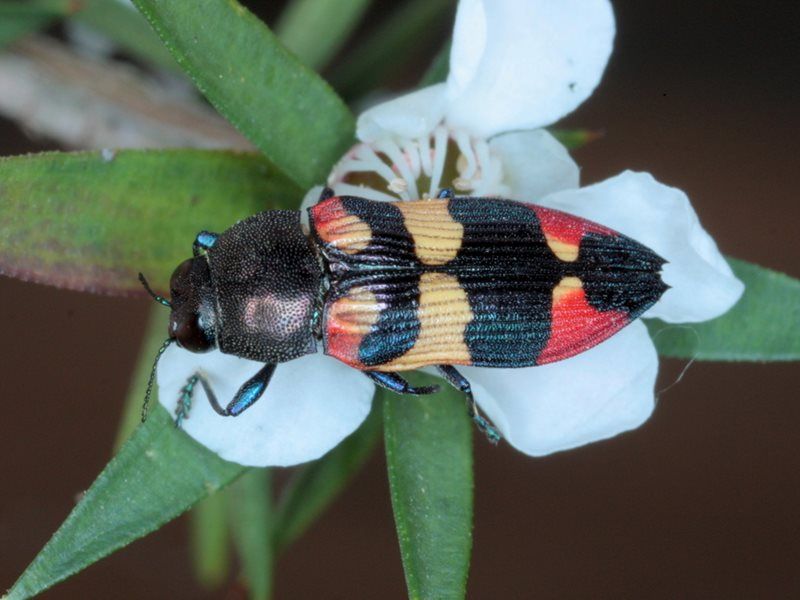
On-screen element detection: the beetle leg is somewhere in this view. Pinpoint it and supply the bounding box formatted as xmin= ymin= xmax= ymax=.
xmin=219 ymin=363 xmax=278 ymax=416
xmin=365 ymin=371 xmax=440 ymax=395
xmin=175 ymin=365 xmax=277 ymax=424
xmin=174 ymin=373 xmax=200 ymax=428
xmin=436 ymin=365 xmax=502 ymax=445
xmin=436 ymin=187 xmax=455 ymax=199
xmin=172 ymin=372 xmax=228 ymax=427
xmin=193 ymin=231 xmax=218 ymax=256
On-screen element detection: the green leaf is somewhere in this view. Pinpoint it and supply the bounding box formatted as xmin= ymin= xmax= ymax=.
xmin=273 ymin=402 xmax=382 ymax=551
xmin=6 ymin=405 xmax=245 ymax=600
xmin=331 ymin=0 xmax=455 ymax=99
xmin=190 ymin=492 xmax=231 ymax=590
xmin=229 ymin=470 xmax=274 ymax=600
xmin=276 ymin=0 xmax=372 ymax=71
xmin=0 ymin=0 xmax=76 ymax=47
xmin=418 ymin=40 xmax=451 ymax=87
xmin=0 ymin=149 xmax=300 ymax=294
xmin=130 ymin=0 xmax=354 ymax=189
xmin=72 ymin=0 xmax=178 ymax=70
xmin=647 ymin=258 xmax=800 ymax=360
xmin=550 ymin=128 xmax=604 ymax=150
xmin=383 ymin=382 xmax=473 ymax=600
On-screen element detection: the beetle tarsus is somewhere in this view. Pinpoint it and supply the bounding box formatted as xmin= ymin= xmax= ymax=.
xmin=183 ymin=364 xmax=279 ymax=419
xmin=365 ymin=371 xmax=440 ymax=395
xmin=173 ymin=374 xmax=200 ymax=428
xmin=437 ymin=365 xmax=502 ymax=444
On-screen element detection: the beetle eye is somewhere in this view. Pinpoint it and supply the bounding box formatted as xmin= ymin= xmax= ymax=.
xmin=171 ymin=312 xmax=212 ymax=352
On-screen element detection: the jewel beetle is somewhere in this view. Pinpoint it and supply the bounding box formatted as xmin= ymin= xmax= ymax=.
xmin=140 ymin=187 xmax=667 ymax=442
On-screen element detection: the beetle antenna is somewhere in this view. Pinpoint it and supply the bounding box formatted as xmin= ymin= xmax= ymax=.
xmin=138 ymin=272 xmax=171 ymax=307
xmin=141 ymin=338 xmax=175 ymax=422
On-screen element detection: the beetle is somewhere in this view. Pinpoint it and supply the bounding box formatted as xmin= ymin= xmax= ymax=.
xmin=140 ymin=187 xmax=667 ymax=442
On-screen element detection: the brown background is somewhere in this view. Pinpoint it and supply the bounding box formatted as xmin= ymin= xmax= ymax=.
xmin=1 ymin=1 xmax=799 ymax=598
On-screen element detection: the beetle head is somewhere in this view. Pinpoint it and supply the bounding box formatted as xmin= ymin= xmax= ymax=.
xmin=167 ymin=257 xmax=217 ymax=352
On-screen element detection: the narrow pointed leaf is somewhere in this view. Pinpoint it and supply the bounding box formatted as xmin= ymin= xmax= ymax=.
xmin=72 ymin=0 xmax=177 ymax=70
xmin=276 ymin=0 xmax=372 ymax=71
xmin=647 ymin=258 xmax=800 ymax=360
xmin=229 ymin=470 xmax=274 ymax=600
xmin=6 ymin=406 xmax=245 ymax=600
xmin=190 ymin=492 xmax=231 ymax=590
xmin=0 ymin=150 xmax=300 ymax=294
xmin=383 ymin=382 xmax=473 ymax=600
xmin=273 ymin=403 xmax=382 ymax=551
xmin=130 ymin=0 xmax=354 ymax=189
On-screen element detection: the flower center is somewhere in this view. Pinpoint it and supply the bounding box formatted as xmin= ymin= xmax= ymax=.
xmin=328 ymin=127 xmax=509 ymax=201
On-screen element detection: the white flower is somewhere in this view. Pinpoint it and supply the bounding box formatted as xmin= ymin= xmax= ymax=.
xmin=158 ymin=0 xmax=744 ymax=466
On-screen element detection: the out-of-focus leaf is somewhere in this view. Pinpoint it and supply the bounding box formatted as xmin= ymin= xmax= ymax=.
xmin=0 ymin=0 xmax=77 ymax=47
xmin=229 ymin=469 xmax=273 ymax=600
xmin=550 ymin=128 xmax=604 ymax=150
xmin=0 ymin=150 xmax=300 ymax=294
xmin=331 ymin=0 xmax=455 ymax=99
xmin=276 ymin=0 xmax=372 ymax=71
xmin=273 ymin=403 xmax=382 ymax=551
xmin=130 ymin=0 xmax=354 ymax=189
xmin=6 ymin=406 xmax=245 ymax=600
xmin=190 ymin=492 xmax=231 ymax=590
xmin=383 ymin=380 xmax=473 ymax=600
xmin=72 ymin=0 xmax=177 ymax=70
xmin=418 ymin=40 xmax=450 ymax=87
xmin=647 ymin=258 xmax=800 ymax=360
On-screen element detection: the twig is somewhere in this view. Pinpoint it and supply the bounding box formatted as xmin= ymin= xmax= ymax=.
xmin=0 ymin=35 xmax=253 ymax=150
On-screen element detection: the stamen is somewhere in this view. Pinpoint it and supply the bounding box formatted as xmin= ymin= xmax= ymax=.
xmin=428 ymin=126 xmax=448 ymax=198
xmin=353 ymin=144 xmax=401 ymax=188
xmin=401 ymin=139 xmax=422 ymax=180
xmin=330 ymin=124 xmax=509 ymax=202
xmin=388 ymin=178 xmax=408 ymax=194
xmin=375 ymin=139 xmax=417 ymax=199
xmin=335 ymin=182 xmax=399 ymax=203
xmin=475 ymin=139 xmax=492 ymax=180
xmin=454 ymin=130 xmax=477 ymax=179
xmin=417 ymin=134 xmax=433 ymax=177
xmin=471 ymin=138 xmax=495 ymax=195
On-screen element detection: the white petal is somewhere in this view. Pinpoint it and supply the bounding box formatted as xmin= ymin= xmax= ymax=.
xmin=490 ymin=129 xmax=579 ymax=200
xmin=157 ymin=347 xmax=374 ymax=467
xmin=446 ymin=0 xmax=615 ymax=137
xmin=464 ymin=321 xmax=657 ymax=456
xmin=540 ymin=171 xmax=744 ymax=322
xmin=356 ymin=84 xmax=447 ymax=142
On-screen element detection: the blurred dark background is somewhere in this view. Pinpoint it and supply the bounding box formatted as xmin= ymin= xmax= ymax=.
xmin=1 ymin=1 xmax=798 ymax=598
